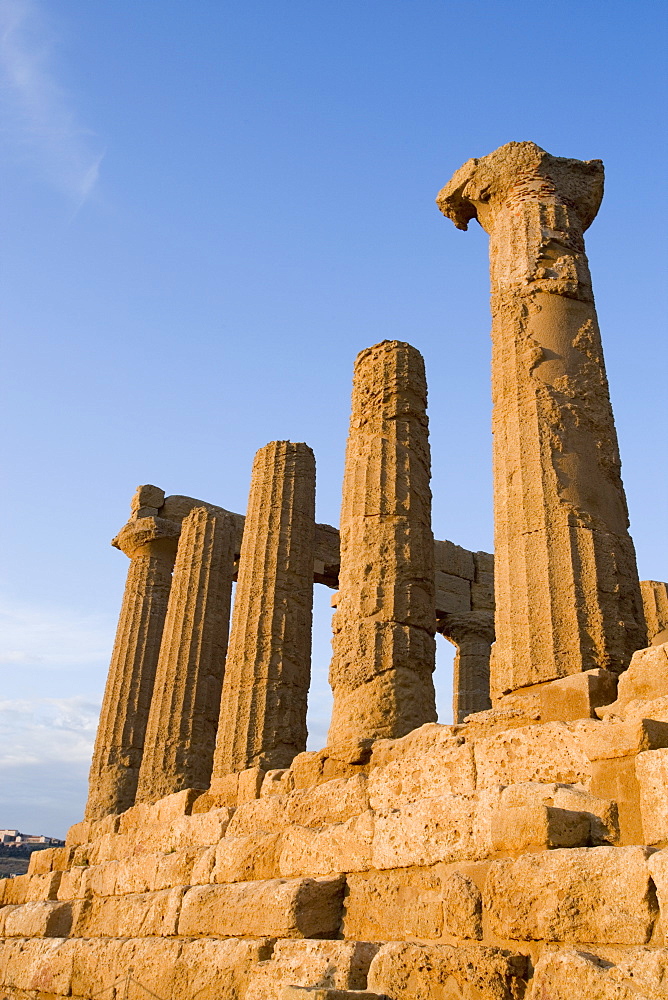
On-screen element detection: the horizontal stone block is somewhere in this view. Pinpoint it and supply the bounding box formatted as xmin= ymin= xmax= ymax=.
xmin=246 ymin=940 xmax=380 ymax=1000
xmin=0 ymin=937 xmax=74 ymax=993
xmin=280 ymin=990 xmax=385 ymax=1000
xmin=539 ymin=669 xmax=618 ymax=723
xmin=286 ymin=775 xmax=369 ymax=827
xmin=154 ymin=846 xmax=211 ymax=890
xmin=178 ymin=875 xmax=345 ymax=938
xmin=173 ymin=936 xmax=274 ymax=998
xmin=434 ymin=539 xmax=475 ymax=580
xmin=498 ymin=781 xmax=619 ymax=845
xmin=191 ymin=844 xmax=217 ymax=884
xmin=75 ymin=886 xmax=185 ymax=937
xmin=490 ymin=804 xmax=590 ymax=851
xmin=648 ymin=849 xmax=668 ymax=935
xmin=470 ymin=580 xmax=494 ymax=610
xmin=484 ymin=846 xmax=657 ymax=944
xmin=24 ymin=870 xmax=63 ymax=902
xmin=636 ymin=747 xmax=668 ymax=844
xmin=279 ymin=814 xmax=374 ymax=878
xmin=226 ymin=796 xmax=288 ymax=837
xmin=261 ymin=768 xmax=294 ymax=797
xmin=113 ymin=853 xmax=159 ymax=895
xmin=57 ymin=865 xmax=87 ymax=900
xmin=80 ymin=859 xmax=119 ymax=897
xmin=529 ymin=947 xmax=668 ymax=1000
xmin=372 ymin=794 xmax=477 ymax=869
xmin=214 ymin=833 xmax=282 ymax=883
xmin=569 ymin=718 xmax=668 ymax=760
xmin=367 ymin=941 xmax=528 ymax=999
xmin=369 ymin=724 xmax=475 ymax=810
xmin=473 ymin=722 xmax=591 ymax=788
xmin=1 ymin=900 xmax=73 ymax=938
xmin=1 ymin=873 xmax=30 ymax=905
xmin=65 ymin=819 xmax=91 ymax=847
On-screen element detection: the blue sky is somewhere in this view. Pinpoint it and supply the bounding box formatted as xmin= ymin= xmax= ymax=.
xmin=1 ymin=0 xmax=666 ymax=838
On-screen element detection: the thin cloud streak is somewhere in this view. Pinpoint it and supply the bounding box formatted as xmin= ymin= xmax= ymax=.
xmin=0 ymin=0 xmax=104 ymax=203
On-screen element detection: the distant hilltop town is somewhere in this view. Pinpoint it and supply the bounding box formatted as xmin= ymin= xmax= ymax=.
xmin=0 ymin=830 xmax=64 ymax=848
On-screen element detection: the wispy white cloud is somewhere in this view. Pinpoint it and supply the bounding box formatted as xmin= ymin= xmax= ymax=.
xmin=0 ymin=0 xmax=104 ymax=204
xmin=0 ymin=594 xmax=113 ymax=667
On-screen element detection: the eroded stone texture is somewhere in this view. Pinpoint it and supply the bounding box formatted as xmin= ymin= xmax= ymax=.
xmin=136 ymin=507 xmax=235 ymax=804
xmin=328 ymin=340 xmax=437 ymax=745
xmin=438 ymin=142 xmax=646 ymax=699
xmin=85 ymin=501 xmax=180 ymax=820
xmin=641 ymin=580 xmax=668 ymax=645
xmin=212 ymin=441 xmax=316 ymax=775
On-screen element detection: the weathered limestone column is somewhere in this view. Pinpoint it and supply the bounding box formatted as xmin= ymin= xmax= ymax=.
xmin=641 ymin=580 xmax=668 ymax=646
xmin=327 ymin=340 xmax=437 ymax=744
xmin=437 ymin=613 xmax=494 ymax=723
xmin=85 ymin=489 xmax=180 ymax=820
xmin=211 ymin=441 xmax=316 ymax=775
xmin=135 ymin=507 xmax=235 ymax=803
xmin=437 ymin=142 xmax=646 ymax=701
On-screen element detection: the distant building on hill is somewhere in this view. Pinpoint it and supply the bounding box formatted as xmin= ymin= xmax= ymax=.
xmin=0 ymin=830 xmax=64 ymax=847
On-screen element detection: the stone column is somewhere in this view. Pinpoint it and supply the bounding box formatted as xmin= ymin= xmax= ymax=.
xmin=437 ymin=142 xmax=646 ymax=702
xmin=211 ymin=441 xmax=316 ymax=776
xmin=327 ymin=340 xmax=437 ymax=745
xmin=640 ymin=581 xmax=668 ymax=646
xmin=437 ymin=613 xmax=494 ymax=723
xmin=85 ymin=495 xmax=180 ymax=820
xmin=135 ymin=507 xmax=235 ymax=804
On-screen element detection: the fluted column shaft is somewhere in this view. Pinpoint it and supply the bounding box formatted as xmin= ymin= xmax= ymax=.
xmin=212 ymin=441 xmax=316 ymax=775
xmin=327 ymin=340 xmax=437 ymax=744
xmin=85 ymin=515 xmax=179 ymax=820
xmin=438 ymin=613 xmax=495 ymax=723
xmin=135 ymin=508 xmax=235 ymax=803
xmin=438 ymin=142 xmax=646 ymax=700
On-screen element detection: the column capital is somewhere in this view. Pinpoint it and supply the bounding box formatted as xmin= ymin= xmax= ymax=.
xmin=112 ymin=516 xmax=181 ymax=560
xmin=437 ymin=611 xmax=495 ymax=646
xmin=436 ymin=141 xmax=603 ymax=234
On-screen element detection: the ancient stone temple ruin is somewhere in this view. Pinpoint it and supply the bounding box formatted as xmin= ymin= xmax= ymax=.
xmin=2 ymin=141 xmax=668 ymax=1000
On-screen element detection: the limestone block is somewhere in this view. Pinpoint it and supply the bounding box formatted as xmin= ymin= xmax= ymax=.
xmin=88 ymin=831 xmax=132 ymax=864
xmin=590 ymin=756 xmax=644 ymax=846
xmin=226 ymin=795 xmax=288 ymax=837
xmin=490 ymin=805 xmax=590 ymax=852
xmin=173 ymin=937 xmax=274 ymax=999
xmin=471 ymin=579 xmax=494 ymax=611
xmin=435 ymin=571 xmax=471 ymax=614
xmin=262 ymin=768 xmax=295 ymax=797
xmin=166 ymin=807 xmax=234 ymax=849
xmin=237 ymin=766 xmax=267 ymax=804
xmin=65 ymin=820 xmax=91 ymax=847
xmin=80 ymin=859 xmax=119 ymax=897
xmin=195 ymin=773 xmax=238 ymax=810
xmin=116 ymin=938 xmax=184 ymax=999
xmin=2 ymin=873 xmax=29 ymax=905
xmin=291 ymin=751 xmax=326 ymax=789
xmin=611 ymin=695 xmax=668 ymax=724
xmin=117 ymin=799 xmax=152 ymax=835
xmin=2 ymin=900 xmax=73 ymax=937
xmin=213 ymin=833 xmax=282 ymax=883
xmin=286 ymin=775 xmax=369 ymax=827
xmin=153 ymin=846 xmax=211 ymax=890
xmin=636 ymin=748 xmax=668 ymax=844
xmin=113 ymin=853 xmax=159 ymax=895
xmin=132 ymin=484 xmax=165 ymax=511
xmin=77 ymin=886 xmax=185 ymax=937
xmin=278 ymin=813 xmax=374 ymax=877
xmin=538 ymin=668 xmax=618 ymax=723
xmin=57 ymin=865 xmax=87 ymax=900
xmin=89 ymin=811 xmax=120 ymax=839
xmin=372 ymin=794 xmax=477 ymax=869
xmin=641 ymin=580 xmax=668 ymax=644
xmin=367 ymin=941 xmax=528 ymax=1000
xmin=473 ymin=723 xmax=591 ymax=788
xmin=498 ymin=782 xmax=619 ymax=845
xmin=178 ymin=875 xmax=345 ymax=938
xmin=441 ymin=870 xmax=483 ymax=940
xmin=27 ymin=846 xmax=62 ymax=876
xmin=191 ymin=844 xmax=217 ymax=884
xmin=615 ymin=643 xmax=668 ymax=709
xmin=527 ymin=947 xmax=668 ymax=1000
xmin=368 ymin=726 xmax=475 ymax=812
xmin=434 ymin=539 xmax=476 ymax=581
xmin=150 ymin=787 xmax=201 ymax=824
xmin=246 ymin=940 xmax=380 ymax=1000
xmin=24 ymin=871 xmax=63 ymax=901
xmin=280 ymin=991 xmax=386 ymax=1000
xmin=647 ymin=849 xmax=668 ymax=934
xmin=69 ymin=937 xmax=125 ymax=998
xmin=0 ymin=937 xmax=74 ymax=994
xmin=484 ymin=846 xmax=657 ymax=944
xmin=568 ymin=717 xmax=668 ymax=760
xmin=343 ymin=869 xmax=444 ymax=941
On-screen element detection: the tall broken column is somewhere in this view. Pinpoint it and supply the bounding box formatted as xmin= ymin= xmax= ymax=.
xmin=437 ymin=142 xmax=646 ymax=702
xmin=211 ymin=441 xmax=316 ymax=776
xmin=135 ymin=507 xmax=235 ymax=804
xmin=327 ymin=340 xmax=437 ymax=745
xmin=85 ymin=487 xmax=180 ymax=820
